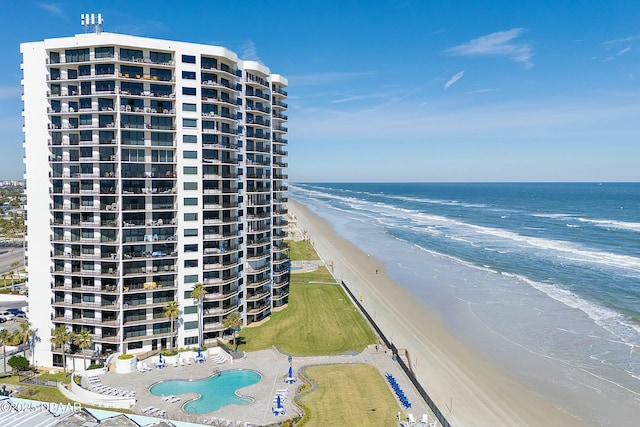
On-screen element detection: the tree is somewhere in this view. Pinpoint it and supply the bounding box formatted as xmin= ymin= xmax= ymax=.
xmin=164 ymin=300 xmax=181 ymax=353
xmin=15 ymin=321 xmax=34 ymax=358
xmin=9 ymin=261 xmax=20 ymax=286
xmin=8 ymin=355 xmax=29 ymax=373
xmin=1 ymin=272 xmax=7 ymax=290
xmin=51 ymin=324 xmax=72 ymax=374
xmin=190 ymin=282 xmax=207 ymax=348
xmin=73 ymin=329 xmax=93 ymax=371
xmin=223 ymin=311 xmax=242 ymax=352
xmin=0 ymin=329 xmax=10 ymax=373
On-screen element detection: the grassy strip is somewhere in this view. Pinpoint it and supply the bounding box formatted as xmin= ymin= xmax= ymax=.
xmin=238 ymin=272 xmax=376 ymax=355
xmin=238 ymin=239 xmax=376 ymax=354
xmin=287 ymin=240 xmax=319 ymax=261
xmin=297 ymin=364 xmax=401 ymax=427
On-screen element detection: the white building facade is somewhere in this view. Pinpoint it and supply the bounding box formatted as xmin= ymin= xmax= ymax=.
xmin=21 ymin=31 xmax=289 ymax=369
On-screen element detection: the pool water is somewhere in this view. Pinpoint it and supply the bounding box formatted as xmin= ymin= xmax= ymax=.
xmin=149 ymin=370 xmax=261 ymax=414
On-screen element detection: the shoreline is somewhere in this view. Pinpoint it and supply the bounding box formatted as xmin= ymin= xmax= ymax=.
xmin=288 ymin=199 xmax=586 ymax=427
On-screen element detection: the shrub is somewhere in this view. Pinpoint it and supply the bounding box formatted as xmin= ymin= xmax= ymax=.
xmin=8 ymin=355 xmax=29 ymax=372
xmin=87 ymin=363 xmax=104 ymax=370
xmin=117 ymin=354 xmax=134 ymax=360
xmin=161 ymin=350 xmax=178 ymax=356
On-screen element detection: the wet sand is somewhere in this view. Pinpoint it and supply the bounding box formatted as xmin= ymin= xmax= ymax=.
xmin=288 ymin=199 xmax=587 ymax=427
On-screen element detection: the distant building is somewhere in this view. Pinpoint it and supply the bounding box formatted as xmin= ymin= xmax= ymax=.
xmin=21 ymin=27 xmax=289 ymax=368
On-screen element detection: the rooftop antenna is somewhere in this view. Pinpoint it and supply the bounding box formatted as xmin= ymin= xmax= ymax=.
xmin=81 ymin=13 xmax=103 ymax=34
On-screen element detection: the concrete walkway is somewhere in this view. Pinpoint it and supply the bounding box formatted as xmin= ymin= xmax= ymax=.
xmin=94 ymin=345 xmax=435 ymax=426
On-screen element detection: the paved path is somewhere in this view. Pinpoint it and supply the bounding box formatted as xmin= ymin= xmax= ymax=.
xmin=94 ymin=345 xmax=434 ymax=426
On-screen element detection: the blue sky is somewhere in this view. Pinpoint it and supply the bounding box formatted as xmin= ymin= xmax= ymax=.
xmin=1 ymin=1 xmax=639 ymax=182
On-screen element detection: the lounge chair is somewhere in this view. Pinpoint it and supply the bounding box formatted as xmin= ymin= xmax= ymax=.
xmin=163 ymin=395 xmax=175 ymax=401
xmin=408 ymin=413 xmax=416 ymax=425
xmin=170 ymin=396 xmax=181 ymax=403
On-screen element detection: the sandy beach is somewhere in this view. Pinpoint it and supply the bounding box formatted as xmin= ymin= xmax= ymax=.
xmin=288 ymin=199 xmax=587 ymax=427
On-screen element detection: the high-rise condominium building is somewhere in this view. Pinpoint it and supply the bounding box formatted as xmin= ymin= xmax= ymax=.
xmin=21 ymin=28 xmax=289 ymax=369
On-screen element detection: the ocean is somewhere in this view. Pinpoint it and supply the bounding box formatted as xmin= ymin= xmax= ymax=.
xmin=290 ymin=182 xmax=640 ymax=425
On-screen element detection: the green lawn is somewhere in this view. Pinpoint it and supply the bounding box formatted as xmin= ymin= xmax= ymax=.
xmin=298 ymin=364 xmax=401 ymax=427
xmin=287 ymin=240 xmax=319 ymax=261
xmin=238 ymin=270 xmax=376 ymax=355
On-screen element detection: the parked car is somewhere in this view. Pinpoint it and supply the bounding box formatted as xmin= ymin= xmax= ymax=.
xmin=0 ymin=317 xmax=6 ymax=323
xmin=0 ymin=311 xmax=14 ymax=321
xmin=7 ymin=308 xmax=27 ymax=318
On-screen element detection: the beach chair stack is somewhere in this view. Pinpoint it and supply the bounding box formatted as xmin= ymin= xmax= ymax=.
xmin=385 ymin=372 xmax=411 ymax=409
xmin=142 ymin=406 xmax=167 ymax=418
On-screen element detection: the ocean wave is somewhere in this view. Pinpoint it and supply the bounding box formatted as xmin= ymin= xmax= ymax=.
xmin=577 ymin=218 xmax=640 ymax=233
xmin=303 ymin=191 xmax=640 ymax=274
xmin=501 ymin=272 xmax=640 ymax=349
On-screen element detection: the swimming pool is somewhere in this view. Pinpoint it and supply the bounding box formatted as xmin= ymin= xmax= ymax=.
xmin=149 ymin=370 xmax=261 ymax=414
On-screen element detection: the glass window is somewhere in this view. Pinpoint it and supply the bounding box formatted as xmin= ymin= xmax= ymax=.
xmin=184 ymin=198 xmax=198 ymax=206
xmin=79 ymin=65 xmax=91 ymax=76
xmin=65 ymin=48 xmax=90 ymax=63
xmin=183 ymin=150 xmax=197 ymax=159
xmin=182 ymin=103 xmax=196 ymax=112
xmin=120 ymin=48 xmax=143 ymax=62
xmin=184 ymin=321 xmax=198 ymax=330
xmin=183 ymin=166 xmax=197 ymax=175
xmin=184 ymin=212 xmax=198 ymax=221
xmin=184 ymin=259 xmax=198 ymax=268
xmin=150 ymin=51 xmax=172 ymax=64
xmin=182 ymin=71 xmax=196 ymax=80
xmin=184 ymin=243 xmax=198 ymax=252
xmin=79 ymin=98 xmax=91 ymax=110
xmin=183 ymin=118 xmax=197 ymax=128
xmin=80 ymin=114 xmax=92 ymax=126
xmin=49 ymin=51 xmax=60 ymax=64
xmin=80 ymin=130 xmax=93 ymax=141
xmin=182 ymin=54 xmax=196 ymax=64
xmin=184 ymin=274 xmax=198 ymax=283
xmin=182 ymin=87 xmax=196 ymax=96
xmin=151 ymin=132 xmax=173 ymax=147
xmin=96 ymin=64 xmax=114 ymax=75
xmin=183 ymin=182 xmax=197 ymax=191
xmin=95 ymin=80 xmax=115 ymax=92
xmin=184 ymin=228 xmax=198 ymax=237
xmin=183 ymin=305 xmax=197 ymax=314
xmin=183 ymin=134 xmax=197 ymax=143
xmin=95 ymin=47 xmax=114 ymax=59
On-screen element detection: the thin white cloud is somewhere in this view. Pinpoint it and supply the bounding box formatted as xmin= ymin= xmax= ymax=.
xmin=447 ymin=28 xmax=533 ymax=68
xmin=444 ymin=71 xmax=464 ymax=89
xmin=602 ymin=35 xmax=640 ymax=45
xmin=618 ymin=46 xmax=631 ymax=56
xmin=240 ymin=40 xmax=261 ymax=62
xmin=34 ymin=2 xmax=66 ymax=17
xmin=468 ymin=88 xmax=498 ymax=94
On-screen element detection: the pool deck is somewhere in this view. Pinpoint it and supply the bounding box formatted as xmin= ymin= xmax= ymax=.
xmin=96 ymin=344 xmax=435 ymax=426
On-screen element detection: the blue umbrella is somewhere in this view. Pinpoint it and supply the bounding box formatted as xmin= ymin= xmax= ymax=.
xmin=197 ymin=347 xmax=201 ymax=358
xmin=159 ymin=353 xmax=163 ymax=365
xmin=277 ymin=394 xmax=282 ymax=409
xmin=288 ymin=366 xmax=292 ymax=378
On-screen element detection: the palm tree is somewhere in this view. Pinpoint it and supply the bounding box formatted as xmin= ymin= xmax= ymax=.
xmin=73 ymin=329 xmax=93 ymax=370
xmin=164 ymin=300 xmax=181 ymax=352
xmin=9 ymin=261 xmax=19 ymax=286
xmin=51 ymin=324 xmax=72 ymax=374
xmin=16 ymin=322 xmax=33 ymax=358
xmin=0 ymin=329 xmax=10 ymax=373
xmin=222 ymin=311 xmax=243 ymax=352
xmin=190 ymin=282 xmax=207 ymax=348
xmin=1 ymin=272 xmax=7 ymax=289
